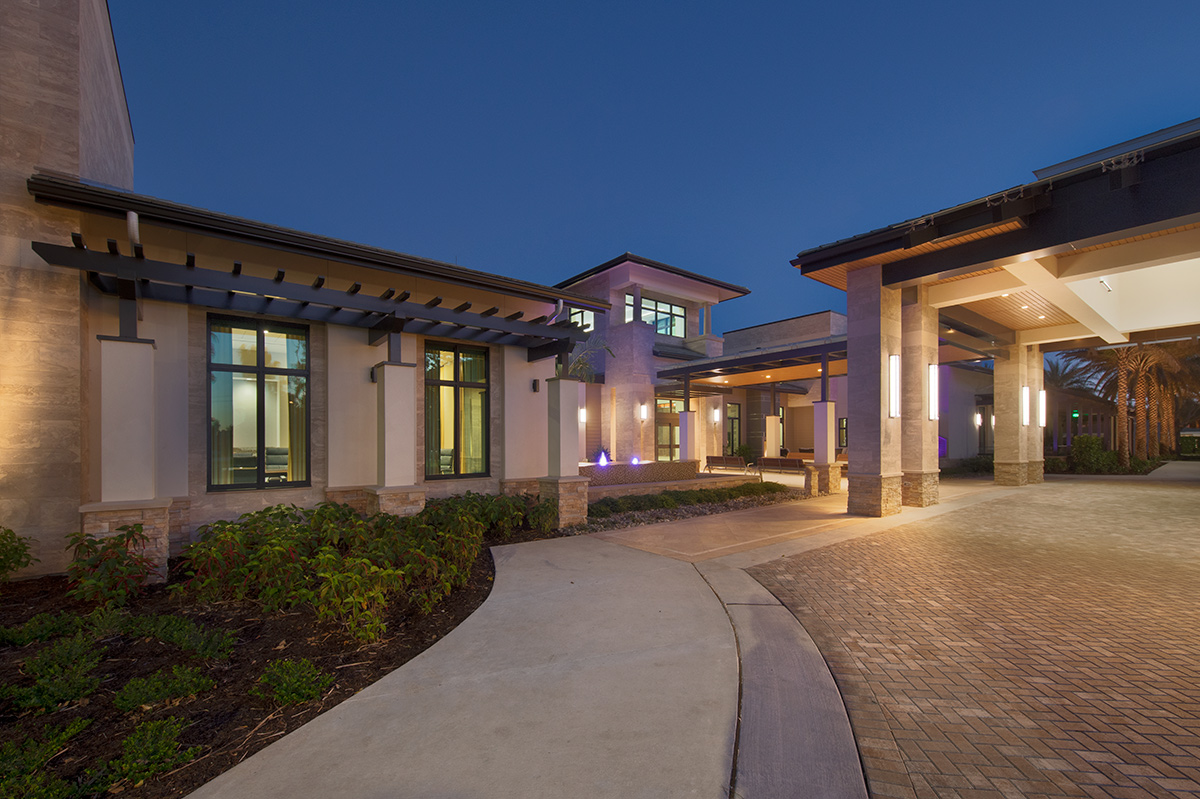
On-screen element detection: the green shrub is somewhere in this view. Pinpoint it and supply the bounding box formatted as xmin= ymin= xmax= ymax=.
xmin=252 ymin=658 xmax=334 ymax=705
xmin=527 ymin=499 xmax=558 ymax=533
xmin=0 ymin=526 xmax=37 ymax=581
xmin=1068 ymin=434 xmax=1107 ymax=473
xmin=588 ymin=481 xmax=790 ymax=517
xmin=7 ymin=631 xmax=104 ymax=712
xmin=66 ymin=524 xmax=155 ymax=606
xmin=123 ymin=613 xmax=236 ymax=660
xmin=1043 ymin=456 xmax=1069 ymax=474
xmin=0 ymin=612 xmax=84 ymax=647
xmin=101 ymin=716 xmax=201 ymax=789
xmin=0 ymin=719 xmax=90 ymax=798
xmin=114 ymin=665 xmax=215 ymax=713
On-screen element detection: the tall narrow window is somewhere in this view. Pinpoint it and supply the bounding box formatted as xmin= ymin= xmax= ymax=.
xmin=208 ymin=317 xmax=310 ymax=490
xmin=726 ymin=402 xmax=741 ymax=455
xmin=425 ymin=344 xmax=489 ymax=478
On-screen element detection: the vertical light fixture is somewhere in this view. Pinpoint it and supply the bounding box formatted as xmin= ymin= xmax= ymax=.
xmin=928 ymin=364 xmax=939 ymax=421
xmin=579 ymin=407 xmax=587 ymax=424
xmin=639 ymin=403 xmax=647 ymax=421
xmin=1021 ymin=385 xmax=1030 ymax=426
xmin=888 ymin=354 xmax=901 ymax=418
xmin=1038 ymin=389 xmax=1047 ymax=428
xmin=713 ymin=407 xmax=721 ymax=424
xmin=974 ymin=412 xmax=983 ymax=427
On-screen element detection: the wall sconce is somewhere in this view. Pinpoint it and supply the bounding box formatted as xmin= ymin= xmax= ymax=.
xmin=928 ymin=364 xmax=939 ymax=421
xmin=639 ymin=403 xmax=648 ymax=422
xmin=888 ymin=354 xmax=900 ymax=418
xmin=1038 ymin=390 xmax=1047 ymax=428
xmin=579 ymin=407 xmax=587 ymax=424
xmin=713 ymin=407 xmax=721 ymax=424
xmin=974 ymin=412 xmax=983 ymax=427
xmin=1021 ymin=385 xmax=1030 ymax=426
xmin=991 ymin=414 xmax=995 ymax=428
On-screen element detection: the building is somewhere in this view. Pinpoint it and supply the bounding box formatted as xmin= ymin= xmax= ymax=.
xmin=2 ymin=0 xmax=607 ymax=578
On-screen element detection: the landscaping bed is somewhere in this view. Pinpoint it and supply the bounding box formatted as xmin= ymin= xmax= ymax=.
xmin=0 ymin=498 xmax=565 ymax=799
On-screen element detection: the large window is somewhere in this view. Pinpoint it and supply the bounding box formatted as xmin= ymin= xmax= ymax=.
xmin=425 ymin=343 xmax=489 ymax=478
xmin=625 ymin=294 xmax=686 ymax=337
xmin=208 ymin=317 xmax=309 ymax=490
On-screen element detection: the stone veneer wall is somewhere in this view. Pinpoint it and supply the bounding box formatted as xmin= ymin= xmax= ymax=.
xmin=580 ymin=460 xmax=699 ymax=486
xmin=538 ymin=477 xmax=589 ymax=528
xmin=500 ymin=479 xmax=542 ymax=498
xmin=587 ymin=473 xmax=758 ymax=501
xmin=847 ymin=474 xmax=901 ymax=517
xmin=80 ymin=501 xmax=171 ymax=583
xmin=324 ymin=488 xmax=371 ymax=516
xmin=901 ymin=471 xmax=939 ymax=507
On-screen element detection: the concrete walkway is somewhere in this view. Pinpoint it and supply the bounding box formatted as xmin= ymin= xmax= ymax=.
xmin=186 ymin=464 xmax=1198 ymax=798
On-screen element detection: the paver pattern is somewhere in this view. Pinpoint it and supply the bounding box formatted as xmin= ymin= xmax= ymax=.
xmin=749 ymin=480 xmax=1200 ymax=799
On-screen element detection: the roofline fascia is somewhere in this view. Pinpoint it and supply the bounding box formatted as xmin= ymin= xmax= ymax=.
xmin=27 ymin=172 xmax=610 ymax=313
xmin=792 ymin=127 xmax=1200 ymax=273
xmin=555 ymin=251 xmax=751 ymax=298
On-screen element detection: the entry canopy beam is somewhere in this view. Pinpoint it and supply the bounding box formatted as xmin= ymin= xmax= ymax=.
xmin=657 ymin=338 xmax=847 ymax=383
xmin=35 ymin=239 xmax=591 ymax=351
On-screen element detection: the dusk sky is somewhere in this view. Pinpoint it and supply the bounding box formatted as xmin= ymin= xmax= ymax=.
xmin=107 ymin=1 xmax=1200 ymax=334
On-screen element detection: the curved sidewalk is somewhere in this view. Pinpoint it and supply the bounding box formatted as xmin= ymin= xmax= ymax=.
xmin=188 ymin=536 xmax=740 ymax=799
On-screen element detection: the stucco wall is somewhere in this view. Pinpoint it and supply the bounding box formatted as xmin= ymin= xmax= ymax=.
xmin=327 ymin=325 xmax=381 ymax=488
xmin=500 ymin=347 xmax=553 ymax=480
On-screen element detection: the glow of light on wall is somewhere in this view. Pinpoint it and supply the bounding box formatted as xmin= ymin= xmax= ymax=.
xmin=1038 ymin=390 xmax=1047 ymax=428
xmin=888 ymin=355 xmax=901 ymax=418
xmin=1021 ymin=386 xmax=1030 ymax=426
xmin=928 ymin=364 xmax=939 ymax=421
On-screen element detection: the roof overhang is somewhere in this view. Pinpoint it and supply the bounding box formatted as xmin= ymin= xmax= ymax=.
xmin=556 ymin=252 xmax=750 ymax=304
xmin=34 ymin=237 xmax=589 ymax=359
xmin=27 ymin=172 xmax=610 ymax=314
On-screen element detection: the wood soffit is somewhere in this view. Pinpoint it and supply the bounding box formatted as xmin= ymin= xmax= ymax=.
xmin=800 ymin=221 xmax=1025 ymax=291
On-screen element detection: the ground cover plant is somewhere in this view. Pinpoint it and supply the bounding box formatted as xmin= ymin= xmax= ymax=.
xmin=0 ymin=493 xmax=561 ymax=798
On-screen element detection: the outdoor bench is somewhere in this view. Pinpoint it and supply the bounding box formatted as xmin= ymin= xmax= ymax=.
xmin=705 ymin=455 xmax=752 ymax=474
xmin=757 ymin=456 xmax=806 ymax=474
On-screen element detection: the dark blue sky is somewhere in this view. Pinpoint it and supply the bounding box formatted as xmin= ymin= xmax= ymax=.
xmin=108 ymin=1 xmax=1200 ymax=334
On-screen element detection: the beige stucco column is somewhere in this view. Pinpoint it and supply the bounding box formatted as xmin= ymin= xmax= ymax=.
xmin=846 ymin=264 xmax=902 ymax=516
xmin=541 ymin=376 xmax=588 ymax=528
xmin=993 ymin=344 xmax=1029 ymax=485
xmin=367 ymin=360 xmax=425 ymax=517
xmin=901 ymin=285 xmax=940 ymax=507
xmin=1026 ymin=346 xmax=1045 ymax=484
xmin=678 ymin=410 xmax=696 ymax=462
xmin=546 ymin=377 xmax=581 ymax=477
xmin=812 ymin=400 xmax=841 ymax=494
xmin=99 ymin=338 xmax=157 ymax=502
xmin=86 ymin=337 xmax=171 ymax=583
xmin=763 ymin=414 xmax=781 ymax=457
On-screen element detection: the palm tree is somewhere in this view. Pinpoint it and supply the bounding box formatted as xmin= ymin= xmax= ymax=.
xmin=1061 ymin=346 xmax=1132 ymax=468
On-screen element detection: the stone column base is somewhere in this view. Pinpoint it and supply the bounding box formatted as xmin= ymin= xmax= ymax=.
xmin=500 ymin=478 xmax=542 ymax=498
xmin=1026 ymin=460 xmax=1044 ymax=484
xmin=847 ymin=473 xmax=902 ymax=517
xmin=902 ymin=470 xmax=940 ymax=507
xmin=537 ymin=476 xmax=590 ymax=529
xmin=365 ymin=486 xmax=426 ymax=517
xmin=79 ymin=499 xmax=172 ymax=584
xmin=815 ymin=463 xmax=843 ymax=495
xmin=994 ymin=461 xmax=1028 ymax=486
xmin=801 ymin=465 xmax=818 ymax=499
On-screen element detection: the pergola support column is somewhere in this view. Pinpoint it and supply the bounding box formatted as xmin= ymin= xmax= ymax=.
xmin=1026 ymin=345 xmax=1045 ymax=484
xmin=369 ymin=360 xmax=424 ymax=517
xmin=542 ymin=377 xmax=587 ymax=529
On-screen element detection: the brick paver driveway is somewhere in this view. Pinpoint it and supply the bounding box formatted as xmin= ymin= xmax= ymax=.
xmin=750 ymin=477 xmax=1200 ymax=798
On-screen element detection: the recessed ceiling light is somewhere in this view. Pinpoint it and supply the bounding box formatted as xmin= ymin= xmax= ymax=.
xmin=1001 ymin=293 xmax=1010 ymax=297
xmin=1038 ymin=315 xmax=1046 ymax=320
xmin=1021 ymin=305 xmax=1029 ymax=310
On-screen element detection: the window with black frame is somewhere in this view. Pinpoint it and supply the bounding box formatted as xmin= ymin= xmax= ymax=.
xmin=208 ymin=317 xmax=310 ymax=490
xmin=624 ymin=294 xmax=685 ymax=337
xmin=425 ymin=343 xmax=489 ymax=478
